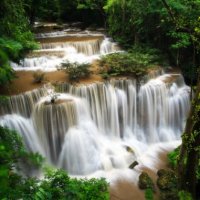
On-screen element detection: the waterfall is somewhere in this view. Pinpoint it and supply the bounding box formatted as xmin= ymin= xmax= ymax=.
xmin=11 ymin=32 xmax=120 ymax=71
xmin=0 ymin=114 xmax=44 ymax=156
xmin=40 ymin=40 xmax=102 ymax=55
xmin=0 ymin=73 xmax=190 ymax=176
xmin=0 ymin=87 xmax=47 ymax=117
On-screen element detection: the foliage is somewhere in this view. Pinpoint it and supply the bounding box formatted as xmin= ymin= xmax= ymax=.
xmin=167 ymin=147 xmax=180 ymax=169
xmin=0 ymin=0 xmax=38 ymax=52
xmin=61 ymin=61 xmax=91 ymax=82
xmin=104 ymin=0 xmax=200 ymax=83
xmin=0 ymin=96 xmax=9 ymax=106
xmin=0 ymin=126 xmax=43 ymax=199
xmin=35 ymin=168 xmax=109 ymax=200
xmin=25 ymin=0 xmax=61 ymax=24
xmin=33 ymin=70 xmax=46 ymax=83
xmin=145 ymin=188 xmax=154 ymax=200
xmin=0 ymin=126 xmax=110 ymax=199
xmin=0 ymin=0 xmax=38 ymax=86
xmin=178 ymin=191 xmax=193 ymax=200
xmin=99 ymin=47 xmax=162 ymax=78
xmin=0 ymin=38 xmax=19 ymax=85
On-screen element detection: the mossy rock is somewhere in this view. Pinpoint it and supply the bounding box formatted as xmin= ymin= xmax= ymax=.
xmin=160 ymin=190 xmax=179 ymax=200
xmin=157 ymin=169 xmax=178 ymax=190
xmin=157 ymin=169 xmax=175 ymax=177
xmin=138 ymin=172 xmax=155 ymax=191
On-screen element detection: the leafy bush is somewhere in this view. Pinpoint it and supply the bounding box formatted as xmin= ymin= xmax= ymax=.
xmin=99 ymin=47 xmax=162 ymax=79
xmin=167 ymin=147 xmax=180 ymax=169
xmin=178 ymin=191 xmax=192 ymax=200
xmin=0 ymin=126 xmax=110 ymax=199
xmin=0 ymin=45 xmax=15 ymax=85
xmin=0 ymin=126 xmax=43 ymax=199
xmin=145 ymin=188 xmax=154 ymax=200
xmin=61 ymin=61 xmax=91 ymax=82
xmin=33 ymin=70 xmax=46 ymax=83
xmin=36 ymin=169 xmax=109 ymax=200
xmin=0 ymin=37 xmax=37 ymax=86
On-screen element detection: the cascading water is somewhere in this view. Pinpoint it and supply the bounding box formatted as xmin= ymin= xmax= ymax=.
xmin=11 ymin=28 xmax=120 ymax=71
xmin=1 ymin=25 xmax=191 ymax=187
xmin=0 ymin=74 xmax=190 ymax=177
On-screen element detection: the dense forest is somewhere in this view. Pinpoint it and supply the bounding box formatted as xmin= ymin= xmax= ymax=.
xmin=0 ymin=0 xmax=200 ymax=199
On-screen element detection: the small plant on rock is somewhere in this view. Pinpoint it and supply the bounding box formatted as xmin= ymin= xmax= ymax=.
xmin=33 ymin=70 xmax=45 ymax=83
xmin=60 ymin=61 xmax=91 ymax=82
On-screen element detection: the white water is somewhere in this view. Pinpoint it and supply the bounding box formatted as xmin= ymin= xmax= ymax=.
xmin=11 ymin=29 xmax=120 ymax=71
xmin=3 ymin=26 xmax=191 ymax=184
xmin=0 ymin=74 xmax=190 ymax=179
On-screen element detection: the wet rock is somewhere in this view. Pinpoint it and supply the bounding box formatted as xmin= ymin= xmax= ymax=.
xmin=126 ymin=146 xmax=134 ymax=154
xmin=138 ymin=172 xmax=155 ymax=191
xmin=160 ymin=191 xmax=179 ymax=200
xmin=157 ymin=169 xmax=178 ymax=200
xmin=129 ymin=161 xmax=139 ymax=169
xmin=157 ymin=169 xmax=177 ymax=190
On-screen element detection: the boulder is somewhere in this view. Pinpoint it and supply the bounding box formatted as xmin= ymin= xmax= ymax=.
xmin=157 ymin=169 xmax=177 ymax=190
xmin=157 ymin=169 xmax=178 ymax=200
xmin=138 ymin=172 xmax=155 ymax=192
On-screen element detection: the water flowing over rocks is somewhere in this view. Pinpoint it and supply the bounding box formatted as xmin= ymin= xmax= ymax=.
xmin=0 ymin=75 xmax=190 ymax=176
xmin=1 ymin=26 xmax=192 ymax=193
xmin=11 ymin=28 xmax=120 ymax=71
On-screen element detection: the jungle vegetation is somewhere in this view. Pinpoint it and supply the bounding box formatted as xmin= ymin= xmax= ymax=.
xmin=0 ymin=0 xmax=200 ymax=199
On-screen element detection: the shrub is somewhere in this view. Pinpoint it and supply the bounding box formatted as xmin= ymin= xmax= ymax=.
xmin=145 ymin=188 xmax=154 ymax=200
xmin=178 ymin=191 xmax=192 ymax=200
xmin=99 ymin=47 xmax=162 ymax=78
xmin=0 ymin=126 xmax=110 ymax=199
xmin=0 ymin=46 xmax=15 ymax=85
xmin=33 ymin=70 xmax=45 ymax=83
xmin=0 ymin=126 xmax=43 ymax=199
xmin=61 ymin=61 xmax=91 ymax=82
xmin=36 ymin=169 xmax=109 ymax=200
xmin=167 ymin=147 xmax=180 ymax=169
